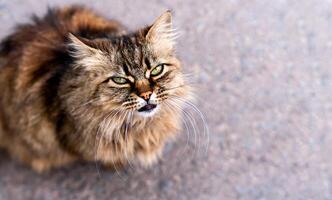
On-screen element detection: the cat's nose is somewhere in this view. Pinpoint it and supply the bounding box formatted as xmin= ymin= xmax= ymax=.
xmin=139 ymin=91 xmax=152 ymax=101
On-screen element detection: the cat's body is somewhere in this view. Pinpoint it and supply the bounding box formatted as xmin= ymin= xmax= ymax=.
xmin=0 ymin=6 xmax=189 ymax=172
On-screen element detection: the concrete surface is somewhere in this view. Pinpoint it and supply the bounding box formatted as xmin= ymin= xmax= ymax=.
xmin=0 ymin=0 xmax=332 ymax=199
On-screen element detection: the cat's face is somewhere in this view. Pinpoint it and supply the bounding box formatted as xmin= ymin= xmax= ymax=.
xmin=68 ymin=12 xmax=189 ymax=119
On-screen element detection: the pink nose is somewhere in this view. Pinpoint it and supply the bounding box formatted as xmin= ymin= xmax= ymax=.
xmin=139 ymin=91 xmax=152 ymax=101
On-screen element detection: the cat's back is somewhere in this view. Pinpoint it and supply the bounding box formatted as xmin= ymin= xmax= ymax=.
xmin=0 ymin=5 xmax=125 ymax=93
xmin=0 ymin=5 xmax=125 ymax=68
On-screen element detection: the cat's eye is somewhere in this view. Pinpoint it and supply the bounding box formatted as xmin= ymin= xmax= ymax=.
xmin=111 ymin=77 xmax=128 ymax=84
xmin=150 ymin=64 xmax=164 ymax=76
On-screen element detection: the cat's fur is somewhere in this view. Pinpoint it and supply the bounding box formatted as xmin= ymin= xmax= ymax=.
xmin=0 ymin=6 xmax=190 ymax=172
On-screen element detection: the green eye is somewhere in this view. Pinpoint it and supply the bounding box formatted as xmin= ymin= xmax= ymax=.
xmin=150 ymin=64 xmax=164 ymax=76
xmin=111 ymin=77 xmax=128 ymax=84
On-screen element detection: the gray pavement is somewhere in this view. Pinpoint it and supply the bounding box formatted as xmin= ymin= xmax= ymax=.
xmin=0 ymin=0 xmax=332 ymax=199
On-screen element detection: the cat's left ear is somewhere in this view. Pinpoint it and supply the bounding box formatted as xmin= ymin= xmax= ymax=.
xmin=146 ymin=11 xmax=177 ymax=51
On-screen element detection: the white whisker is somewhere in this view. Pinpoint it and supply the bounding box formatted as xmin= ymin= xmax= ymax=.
xmin=166 ymin=99 xmax=199 ymax=158
xmin=168 ymin=95 xmax=210 ymax=155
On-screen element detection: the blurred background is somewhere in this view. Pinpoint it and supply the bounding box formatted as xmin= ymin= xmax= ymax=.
xmin=0 ymin=0 xmax=332 ymax=199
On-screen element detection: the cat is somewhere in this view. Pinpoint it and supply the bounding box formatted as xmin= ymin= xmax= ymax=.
xmin=0 ymin=6 xmax=191 ymax=172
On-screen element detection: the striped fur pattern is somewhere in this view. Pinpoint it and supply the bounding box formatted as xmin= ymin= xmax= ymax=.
xmin=0 ymin=6 xmax=190 ymax=172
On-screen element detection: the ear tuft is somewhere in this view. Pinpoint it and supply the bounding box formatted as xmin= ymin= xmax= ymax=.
xmin=146 ymin=11 xmax=178 ymax=50
xmin=68 ymin=33 xmax=98 ymax=58
xmin=67 ymin=33 xmax=110 ymax=71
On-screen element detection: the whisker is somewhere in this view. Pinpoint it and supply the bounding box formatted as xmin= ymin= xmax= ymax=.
xmin=163 ymin=84 xmax=187 ymax=91
xmin=110 ymin=111 xmax=128 ymax=181
xmin=168 ymin=95 xmax=210 ymax=155
xmin=94 ymin=111 xmax=118 ymax=176
xmin=95 ymin=109 xmax=129 ymax=180
xmin=94 ymin=110 xmax=118 ymax=178
xmin=163 ymin=102 xmax=190 ymax=156
xmin=166 ymin=99 xmax=199 ymax=158
xmin=117 ymin=110 xmax=133 ymax=169
xmin=183 ymin=105 xmax=201 ymax=156
xmin=70 ymin=97 xmax=100 ymax=115
xmin=123 ymin=111 xmax=135 ymax=170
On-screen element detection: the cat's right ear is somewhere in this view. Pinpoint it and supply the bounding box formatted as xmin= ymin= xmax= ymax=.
xmin=68 ymin=33 xmax=99 ymax=58
xmin=67 ymin=33 xmax=109 ymax=71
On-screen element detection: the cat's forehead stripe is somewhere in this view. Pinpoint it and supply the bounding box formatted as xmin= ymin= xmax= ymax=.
xmin=115 ymin=36 xmax=147 ymax=78
xmin=144 ymin=57 xmax=151 ymax=69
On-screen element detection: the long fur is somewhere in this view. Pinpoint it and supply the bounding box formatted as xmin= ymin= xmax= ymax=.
xmin=0 ymin=6 xmax=190 ymax=172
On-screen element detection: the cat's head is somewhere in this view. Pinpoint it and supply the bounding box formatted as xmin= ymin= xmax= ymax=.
xmin=65 ymin=11 xmax=190 ymax=120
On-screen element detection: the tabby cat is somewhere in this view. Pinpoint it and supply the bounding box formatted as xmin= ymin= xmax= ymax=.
xmin=0 ymin=6 xmax=190 ymax=172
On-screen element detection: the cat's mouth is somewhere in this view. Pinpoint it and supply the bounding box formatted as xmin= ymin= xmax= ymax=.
xmin=138 ymin=104 xmax=157 ymax=112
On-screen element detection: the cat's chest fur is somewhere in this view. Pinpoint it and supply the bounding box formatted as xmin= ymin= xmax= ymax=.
xmin=55 ymin=108 xmax=181 ymax=167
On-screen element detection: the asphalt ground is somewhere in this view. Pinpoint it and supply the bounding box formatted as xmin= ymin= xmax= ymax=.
xmin=0 ymin=0 xmax=332 ymax=199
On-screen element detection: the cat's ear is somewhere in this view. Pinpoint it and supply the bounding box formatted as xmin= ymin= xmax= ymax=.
xmin=146 ymin=11 xmax=177 ymax=51
xmin=67 ymin=33 xmax=110 ymax=71
xmin=68 ymin=33 xmax=100 ymax=58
